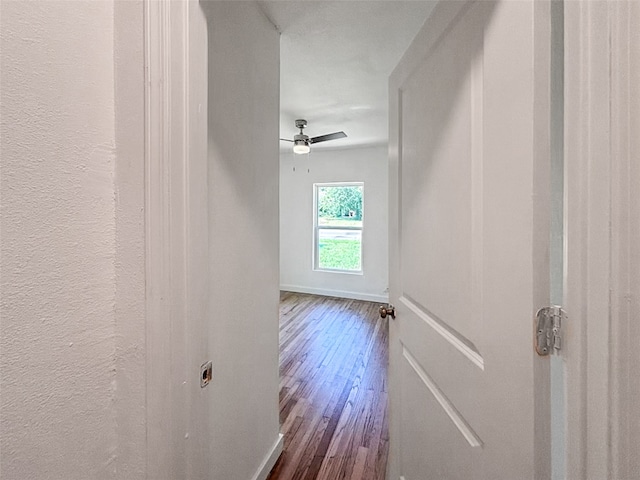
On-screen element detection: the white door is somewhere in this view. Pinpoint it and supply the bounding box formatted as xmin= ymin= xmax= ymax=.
xmin=387 ymin=1 xmax=552 ymax=479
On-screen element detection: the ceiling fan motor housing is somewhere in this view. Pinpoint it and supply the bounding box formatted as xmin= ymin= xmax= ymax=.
xmin=294 ymin=133 xmax=310 ymax=144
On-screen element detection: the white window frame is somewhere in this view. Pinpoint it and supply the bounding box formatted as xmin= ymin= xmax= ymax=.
xmin=313 ymin=182 xmax=364 ymax=274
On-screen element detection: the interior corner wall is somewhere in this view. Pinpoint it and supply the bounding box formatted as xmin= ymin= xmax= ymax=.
xmin=280 ymin=146 xmax=389 ymax=303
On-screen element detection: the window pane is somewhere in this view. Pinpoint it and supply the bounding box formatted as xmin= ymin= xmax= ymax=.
xmin=318 ymin=229 xmax=362 ymax=271
xmin=317 ymin=185 xmax=363 ymax=228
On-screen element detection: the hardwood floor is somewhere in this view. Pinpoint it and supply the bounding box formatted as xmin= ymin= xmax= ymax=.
xmin=267 ymin=291 xmax=389 ymax=480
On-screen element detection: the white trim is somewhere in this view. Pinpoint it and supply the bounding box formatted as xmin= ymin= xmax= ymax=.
xmin=145 ymin=0 xmax=175 ymax=474
xmin=564 ymin=2 xmax=640 ymax=478
xmin=280 ymin=285 xmax=388 ymax=303
xmin=250 ymin=434 xmax=284 ymax=480
xmin=564 ymin=1 xmax=611 ymax=475
xmin=609 ymin=3 xmax=640 ymax=478
xmin=402 ymin=346 xmax=483 ymax=448
xmin=145 ymin=0 xmax=190 ymax=476
xmin=399 ymin=296 xmax=484 ymax=371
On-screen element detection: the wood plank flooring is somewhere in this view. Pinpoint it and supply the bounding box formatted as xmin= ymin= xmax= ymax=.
xmin=267 ymin=292 xmax=389 ymax=480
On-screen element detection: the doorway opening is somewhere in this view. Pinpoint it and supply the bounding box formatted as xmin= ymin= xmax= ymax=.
xmin=268 ymin=3 xmax=435 ymax=478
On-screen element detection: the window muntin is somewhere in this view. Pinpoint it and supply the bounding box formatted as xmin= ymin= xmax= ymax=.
xmin=314 ymin=183 xmax=364 ymax=273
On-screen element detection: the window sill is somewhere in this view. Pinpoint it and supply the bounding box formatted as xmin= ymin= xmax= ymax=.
xmin=313 ymin=268 xmax=364 ymax=276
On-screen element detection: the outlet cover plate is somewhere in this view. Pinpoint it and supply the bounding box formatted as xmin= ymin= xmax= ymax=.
xmin=200 ymin=361 xmax=213 ymax=388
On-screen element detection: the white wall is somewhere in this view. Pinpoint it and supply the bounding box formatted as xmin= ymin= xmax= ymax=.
xmin=0 ymin=1 xmax=145 ymax=478
xmin=146 ymin=2 xmax=281 ymax=479
xmin=114 ymin=2 xmax=146 ymax=477
xmin=280 ymin=146 xmax=389 ymax=302
xmin=203 ymin=2 xmax=282 ymax=480
xmin=1 ymin=2 xmax=280 ymax=479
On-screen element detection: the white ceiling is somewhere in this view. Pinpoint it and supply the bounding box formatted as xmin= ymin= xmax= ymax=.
xmin=258 ymin=1 xmax=436 ymax=152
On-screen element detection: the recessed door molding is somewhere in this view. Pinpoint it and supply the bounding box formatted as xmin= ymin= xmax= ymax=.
xmin=564 ymin=2 xmax=640 ymax=478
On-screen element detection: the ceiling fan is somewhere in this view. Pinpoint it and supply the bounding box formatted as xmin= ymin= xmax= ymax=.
xmin=280 ymin=119 xmax=347 ymax=154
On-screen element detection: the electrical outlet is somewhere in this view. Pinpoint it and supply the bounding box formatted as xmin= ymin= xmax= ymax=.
xmin=200 ymin=361 xmax=212 ymax=388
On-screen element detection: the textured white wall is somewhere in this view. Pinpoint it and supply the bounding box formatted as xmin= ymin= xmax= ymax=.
xmin=280 ymin=146 xmax=389 ymax=302
xmin=0 ymin=2 xmax=133 ymax=478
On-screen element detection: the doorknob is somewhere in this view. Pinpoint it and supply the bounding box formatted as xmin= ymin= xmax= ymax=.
xmin=379 ymin=304 xmax=396 ymax=319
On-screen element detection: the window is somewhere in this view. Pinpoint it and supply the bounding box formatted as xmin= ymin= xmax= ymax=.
xmin=314 ymin=183 xmax=364 ymax=273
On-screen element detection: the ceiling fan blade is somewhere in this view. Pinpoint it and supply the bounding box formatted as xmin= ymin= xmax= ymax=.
xmin=309 ymin=131 xmax=347 ymax=144
xmin=279 ymin=138 xmax=294 ymax=142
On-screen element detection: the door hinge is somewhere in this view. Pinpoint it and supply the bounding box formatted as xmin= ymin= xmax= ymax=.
xmin=535 ymin=306 xmax=565 ymax=356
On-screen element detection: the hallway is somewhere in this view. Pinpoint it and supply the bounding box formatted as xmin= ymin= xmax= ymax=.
xmin=267 ymin=292 xmax=389 ymax=480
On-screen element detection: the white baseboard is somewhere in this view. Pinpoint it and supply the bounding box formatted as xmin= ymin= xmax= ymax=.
xmin=251 ymin=433 xmax=284 ymax=480
xmin=280 ymin=284 xmax=388 ymax=303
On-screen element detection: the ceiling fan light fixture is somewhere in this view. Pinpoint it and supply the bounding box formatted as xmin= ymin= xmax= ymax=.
xmin=293 ymin=139 xmax=310 ymax=154
xmin=282 ymin=119 xmax=346 ymax=154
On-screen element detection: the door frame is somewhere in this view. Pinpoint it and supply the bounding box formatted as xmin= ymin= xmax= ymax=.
xmin=143 ymin=0 xmax=640 ymax=477
xmin=143 ymin=2 xmax=284 ymax=479
xmin=564 ymin=2 xmax=640 ymax=479
xmin=144 ymin=0 xmax=193 ymax=476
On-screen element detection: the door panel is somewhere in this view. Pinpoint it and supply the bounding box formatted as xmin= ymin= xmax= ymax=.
xmin=388 ymin=2 xmax=551 ymax=479
xmin=400 ymin=11 xmax=476 ymax=342
xmin=400 ymin=348 xmax=481 ymax=479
